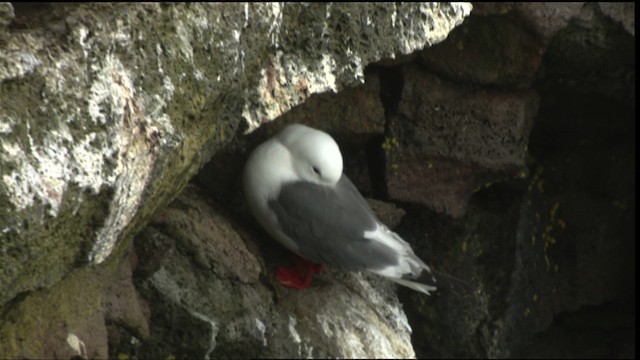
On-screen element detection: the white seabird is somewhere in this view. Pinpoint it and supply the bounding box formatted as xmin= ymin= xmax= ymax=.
xmin=243 ymin=124 xmax=437 ymax=295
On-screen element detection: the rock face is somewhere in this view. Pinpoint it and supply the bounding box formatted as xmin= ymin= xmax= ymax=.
xmin=1 ymin=2 xmax=473 ymax=358
xmin=0 ymin=2 xmax=635 ymax=359
xmin=132 ymin=186 xmax=415 ymax=358
xmin=0 ymin=2 xmax=470 ymax=309
xmin=385 ymin=66 xmax=539 ymax=217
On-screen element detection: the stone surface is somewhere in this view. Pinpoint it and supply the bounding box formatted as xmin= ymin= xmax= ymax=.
xmin=385 ymin=65 xmax=539 ymax=217
xmin=0 ymin=2 xmax=634 ymax=358
xmin=539 ymin=2 xmax=635 ymax=101
xmin=598 ymin=2 xmax=635 ymax=36
xmin=511 ymin=2 xmax=586 ymax=42
xmin=130 ymin=185 xmax=416 ymax=359
xmin=0 ymin=256 xmax=148 ymax=358
xmin=0 ymin=2 xmax=472 ymax=312
xmin=0 ymin=2 xmax=14 ymax=32
xmin=240 ymin=2 xmax=473 ymax=133
xmin=420 ymin=14 xmax=546 ymax=87
xmin=397 ymin=3 xmax=635 ymax=358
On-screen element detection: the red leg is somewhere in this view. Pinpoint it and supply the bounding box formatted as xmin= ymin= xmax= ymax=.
xmin=275 ymin=253 xmax=323 ymax=289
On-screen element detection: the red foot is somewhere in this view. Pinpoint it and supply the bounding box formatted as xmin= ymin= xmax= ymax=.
xmin=275 ymin=253 xmax=323 ymax=289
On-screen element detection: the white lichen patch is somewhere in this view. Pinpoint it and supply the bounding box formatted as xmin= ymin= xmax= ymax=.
xmin=66 ymin=333 xmax=87 ymax=358
xmin=312 ymin=274 xmax=416 ymax=359
xmin=88 ymin=54 xmax=176 ymax=264
xmin=242 ymin=51 xmax=343 ymax=133
xmin=242 ymin=2 xmax=472 ymax=133
xmin=1 ymin=117 xmax=108 ymax=217
xmin=150 ymin=267 xmax=222 ymax=359
xmin=288 ymin=316 xmax=301 ymax=344
xmin=192 ymin=311 xmax=220 ymax=360
xmin=254 ymin=318 xmax=268 ymax=347
xmin=1 ymin=37 xmax=176 ymax=260
xmin=268 ymin=3 xmax=285 ymax=48
xmin=394 ymin=2 xmax=473 ymax=54
xmin=2 ymin=141 xmax=51 ymax=214
xmin=174 ymin=19 xmax=195 ymax=61
xmin=71 ymin=133 xmax=118 ymax=194
xmin=0 ymin=116 xmax=13 ymax=134
xmin=74 ymin=24 xmax=91 ymax=59
xmin=353 ymin=274 xmax=413 ymax=334
xmin=316 ymin=310 xmax=409 ymax=359
xmin=288 ymin=316 xmax=314 ymax=359
xmin=0 ymin=46 xmax=40 ymax=82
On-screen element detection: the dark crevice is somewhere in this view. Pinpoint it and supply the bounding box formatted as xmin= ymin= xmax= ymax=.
xmin=512 ymin=301 xmax=636 ymax=358
xmin=375 ymin=65 xmax=405 ymax=121
xmin=365 ymin=133 xmax=387 ymax=199
xmin=366 ymin=65 xmax=405 ymax=200
xmin=9 ymin=2 xmax=76 ymax=33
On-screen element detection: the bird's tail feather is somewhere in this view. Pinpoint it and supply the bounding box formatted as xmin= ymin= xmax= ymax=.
xmin=430 ymin=268 xmax=476 ymax=295
xmin=390 ymin=277 xmax=437 ymax=295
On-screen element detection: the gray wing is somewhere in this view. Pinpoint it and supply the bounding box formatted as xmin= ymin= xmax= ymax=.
xmin=269 ymin=174 xmax=399 ymax=271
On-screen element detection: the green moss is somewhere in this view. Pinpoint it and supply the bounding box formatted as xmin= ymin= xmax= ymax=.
xmin=0 ymin=266 xmax=103 ymax=357
xmin=0 ymin=185 xmax=114 ymax=306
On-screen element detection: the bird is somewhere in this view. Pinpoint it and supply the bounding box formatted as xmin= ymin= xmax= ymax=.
xmin=243 ymin=123 xmax=437 ymax=295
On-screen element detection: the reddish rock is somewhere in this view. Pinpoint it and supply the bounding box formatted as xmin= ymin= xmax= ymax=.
xmin=255 ymin=70 xmax=385 ymax=137
xmin=385 ymin=66 xmax=538 ymax=217
xmin=420 ymin=15 xmax=546 ymax=87
xmin=512 ymin=3 xmax=585 ymax=42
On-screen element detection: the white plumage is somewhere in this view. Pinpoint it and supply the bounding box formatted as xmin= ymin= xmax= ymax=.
xmin=243 ymin=124 xmax=436 ymax=295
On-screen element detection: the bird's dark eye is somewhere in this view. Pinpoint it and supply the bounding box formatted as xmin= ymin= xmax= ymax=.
xmin=312 ymin=166 xmax=321 ymax=175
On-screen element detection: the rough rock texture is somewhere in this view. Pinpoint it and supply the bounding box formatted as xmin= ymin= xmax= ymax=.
xmin=385 ymin=65 xmax=539 ymax=217
xmin=0 ymin=1 xmax=471 ymax=311
xmin=0 ymin=256 xmax=148 ymax=358
xmin=1 ymin=2 xmax=474 ymax=358
xmin=392 ymin=3 xmax=634 ymax=358
xmin=130 ymin=186 xmax=415 ymax=359
xmin=1 ymin=2 xmax=634 ymax=359
xmin=419 ymin=15 xmax=546 ymax=87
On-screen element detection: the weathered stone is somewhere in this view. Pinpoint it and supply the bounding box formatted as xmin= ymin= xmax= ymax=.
xmin=420 ymin=15 xmax=546 ymax=87
xmin=474 ymin=3 xmax=636 ymax=44
xmin=258 ymin=70 xmax=386 ymax=136
xmin=511 ymin=3 xmax=586 ymax=42
xmin=0 ymin=2 xmax=472 ymax=311
xmin=131 ymin=185 xmax=416 ymax=358
xmin=240 ymin=2 xmax=474 ymax=133
xmin=395 ymin=3 xmax=634 ymax=358
xmin=0 ymin=257 xmax=148 ymax=359
xmin=0 ymin=2 xmax=14 ymax=32
xmin=538 ymin=2 xmax=635 ymax=101
xmin=3 ymin=2 xmax=632 ymax=358
xmin=469 ymin=2 xmax=516 ymax=16
xmin=598 ymin=2 xmax=635 ymax=36
xmin=385 ymin=65 xmax=538 ymax=217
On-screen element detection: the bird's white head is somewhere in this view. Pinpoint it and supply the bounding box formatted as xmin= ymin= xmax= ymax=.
xmin=277 ymin=124 xmax=344 ymax=186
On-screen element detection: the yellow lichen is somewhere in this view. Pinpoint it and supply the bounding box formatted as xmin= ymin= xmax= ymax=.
xmin=542 ymin=203 xmax=565 ymax=271
xmin=381 ymin=137 xmax=399 ymax=151
xmin=528 ymin=165 xmax=545 ymax=193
